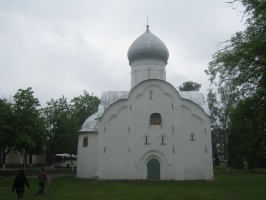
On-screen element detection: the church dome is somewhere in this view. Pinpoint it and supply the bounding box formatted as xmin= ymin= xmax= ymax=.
xmin=127 ymin=25 xmax=169 ymax=64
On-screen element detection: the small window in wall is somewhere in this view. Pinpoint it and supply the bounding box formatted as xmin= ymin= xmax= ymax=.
xmin=144 ymin=136 xmax=150 ymax=145
xmin=83 ymin=137 xmax=88 ymax=147
xmin=150 ymin=113 xmax=161 ymax=125
xmin=161 ymin=136 xmax=166 ymax=145
xmin=190 ymin=133 xmax=196 ymax=141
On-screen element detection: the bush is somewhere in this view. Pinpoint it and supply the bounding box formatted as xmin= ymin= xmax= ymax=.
xmin=232 ymin=158 xmax=245 ymax=169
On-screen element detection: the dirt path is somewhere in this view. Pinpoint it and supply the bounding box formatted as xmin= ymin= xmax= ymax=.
xmin=35 ymin=173 xmax=76 ymax=200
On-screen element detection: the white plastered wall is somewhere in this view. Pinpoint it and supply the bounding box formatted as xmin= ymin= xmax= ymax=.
xmin=180 ymin=100 xmax=213 ymax=180
xmin=95 ymin=79 xmax=213 ymax=180
xmin=130 ymin=59 xmax=167 ymax=88
xmin=77 ymin=132 xmax=98 ymax=179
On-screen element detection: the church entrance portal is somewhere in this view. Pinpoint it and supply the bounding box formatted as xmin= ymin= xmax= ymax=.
xmin=147 ymin=158 xmax=160 ymax=180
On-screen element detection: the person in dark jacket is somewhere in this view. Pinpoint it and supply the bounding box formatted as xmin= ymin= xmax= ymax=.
xmin=38 ymin=168 xmax=47 ymax=195
xmin=12 ymin=170 xmax=30 ymax=200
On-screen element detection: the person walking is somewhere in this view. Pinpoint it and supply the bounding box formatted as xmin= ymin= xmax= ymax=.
xmin=12 ymin=170 xmax=30 ymax=200
xmin=38 ymin=168 xmax=47 ymax=195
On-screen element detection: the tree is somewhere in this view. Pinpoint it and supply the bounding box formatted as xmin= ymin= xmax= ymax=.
xmin=42 ymin=91 xmax=100 ymax=169
xmin=207 ymin=89 xmax=225 ymax=166
xmin=207 ymin=0 xmax=266 ymax=136
xmin=207 ymin=89 xmax=220 ymax=129
xmin=229 ymin=97 xmax=266 ymax=169
xmin=228 ymin=98 xmax=252 ymax=169
xmin=42 ymin=96 xmax=72 ymax=165
xmin=206 ymin=0 xmax=266 ymax=169
xmin=13 ymin=87 xmax=45 ymax=166
xmin=70 ymin=90 xmax=100 ymax=127
xmin=178 ymin=81 xmax=201 ymax=91
xmin=0 ymin=97 xmax=18 ymax=170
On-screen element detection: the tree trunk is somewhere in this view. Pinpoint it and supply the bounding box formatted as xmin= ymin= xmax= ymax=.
xmin=2 ymin=149 xmax=6 ymax=171
xmin=71 ymin=156 xmax=73 ymax=171
xmin=2 ymin=147 xmax=11 ymax=171
xmin=51 ymin=149 xmax=54 ymax=170
xmin=2 ymin=149 xmax=6 ymax=165
xmin=225 ymin=129 xmax=230 ymax=173
xmin=25 ymin=153 xmax=28 ymax=166
xmin=29 ymin=152 xmax=33 ymax=167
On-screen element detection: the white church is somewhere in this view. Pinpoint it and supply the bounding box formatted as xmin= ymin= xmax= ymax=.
xmin=77 ymin=25 xmax=213 ymax=180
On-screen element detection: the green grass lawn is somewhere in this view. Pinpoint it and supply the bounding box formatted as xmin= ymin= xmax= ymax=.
xmin=1 ymin=165 xmax=266 ymax=200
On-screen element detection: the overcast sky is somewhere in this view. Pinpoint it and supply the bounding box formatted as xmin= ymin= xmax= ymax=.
xmin=0 ymin=0 xmax=245 ymax=107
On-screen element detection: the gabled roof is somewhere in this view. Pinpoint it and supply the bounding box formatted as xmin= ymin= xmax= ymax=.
xmin=179 ymin=91 xmax=210 ymax=116
xmin=97 ymin=91 xmax=130 ymax=118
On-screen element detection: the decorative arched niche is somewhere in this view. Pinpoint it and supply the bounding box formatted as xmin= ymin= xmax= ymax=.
xmin=141 ymin=133 xmax=152 ymax=145
xmin=136 ymin=150 xmax=170 ymax=180
xmin=150 ymin=113 xmax=161 ymax=125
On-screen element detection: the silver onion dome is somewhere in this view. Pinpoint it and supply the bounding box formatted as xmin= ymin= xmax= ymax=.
xmin=127 ymin=25 xmax=169 ymax=64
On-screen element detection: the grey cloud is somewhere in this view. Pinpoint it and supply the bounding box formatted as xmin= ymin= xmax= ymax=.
xmin=0 ymin=0 xmax=245 ymax=106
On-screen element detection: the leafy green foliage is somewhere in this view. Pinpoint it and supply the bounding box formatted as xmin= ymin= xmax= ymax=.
xmin=229 ymin=97 xmax=266 ymax=168
xmin=42 ymin=96 xmax=74 ymax=163
xmin=212 ymin=129 xmax=227 ymax=166
xmin=207 ymin=89 xmax=219 ymax=129
xmin=207 ymin=89 xmax=228 ymax=166
xmin=13 ymin=87 xmax=46 ymax=164
xmin=207 ymin=0 xmax=266 ymax=135
xmin=0 ymin=98 xmax=18 ymax=164
xmin=71 ymin=90 xmax=100 ymax=127
xmin=1 ymin=88 xmax=100 ymax=166
xmin=178 ymin=81 xmax=201 ymax=91
xmin=42 ymin=91 xmax=100 ymax=164
xmin=206 ymin=0 xmax=266 ymax=169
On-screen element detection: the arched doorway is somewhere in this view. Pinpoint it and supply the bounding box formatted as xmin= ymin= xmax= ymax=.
xmin=147 ymin=158 xmax=160 ymax=180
